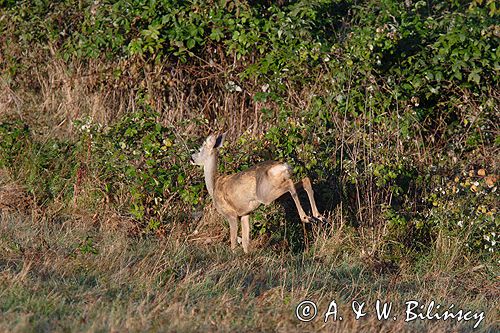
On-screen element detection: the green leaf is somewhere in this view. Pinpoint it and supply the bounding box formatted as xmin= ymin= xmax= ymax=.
xmin=435 ymin=71 xmax=443 ymax=81
xmin=186 ymin=39 xmax=195 ymax=49
xmin=468 ymin=71 xmax=480 ymax=84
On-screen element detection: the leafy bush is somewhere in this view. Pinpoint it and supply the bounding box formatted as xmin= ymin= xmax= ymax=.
xmin=425 ymin=171 xmax=498 ymax=254
xmin=0 ymin=121 xmax=29 ymax=170
xmin=81 ymin=107 xmax=205 ymax=230
xmin=0 ymin=121 xmax=78 ymax=205
xmin=0 ymin=0 xmax=498 ymax=257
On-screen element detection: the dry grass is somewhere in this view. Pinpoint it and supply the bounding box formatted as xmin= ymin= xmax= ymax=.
xmin=4 ymin=57 xmax=289 ymax=141
xmin=0 ymin=199 xmax=498 ymax=333
xmin=0 ymin=170 xmax=32 ymax=214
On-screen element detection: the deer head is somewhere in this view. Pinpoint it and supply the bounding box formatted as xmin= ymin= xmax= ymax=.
xmin=190 ymin=133 xmax=226 ymax=166
xmin=191 ymin=133 xmax=226 ymax=196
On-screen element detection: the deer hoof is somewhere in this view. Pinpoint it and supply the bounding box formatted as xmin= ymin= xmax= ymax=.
xmin=300 ymin=216 xmax=311 ymax=223
xmin=316 ymin=215 xmax=328 ymax=223
xmin=309 ymin=216 xmax=328 ymax=224
xmin=309 ymin=216 xmax=319 ymax=223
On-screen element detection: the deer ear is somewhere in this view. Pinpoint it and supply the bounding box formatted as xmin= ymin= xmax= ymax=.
xmin=214 ymin=132 xmax=226 ymax=149
xmin=204 ymin=134 xmax=217 ymax=147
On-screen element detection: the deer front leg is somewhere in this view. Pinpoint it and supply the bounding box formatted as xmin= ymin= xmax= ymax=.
xmin=241 ymin=215 xmax=250 ymax=254
xmin=227 ymin=215 xmax=239 ymax=251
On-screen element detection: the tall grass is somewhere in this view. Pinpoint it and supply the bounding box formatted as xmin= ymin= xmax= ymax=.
xmin=0 ymin=208 xmax=498 ymax=332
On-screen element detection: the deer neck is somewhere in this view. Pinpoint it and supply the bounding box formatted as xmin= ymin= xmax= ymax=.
xmin=203 ymin=152 xmax=218 ymax=197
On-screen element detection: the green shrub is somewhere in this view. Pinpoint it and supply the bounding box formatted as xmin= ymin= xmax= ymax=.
xmin=83 ymin=105 xmax=204 ymax=230
xmin=0 ymin=121 xmax=78 ymax=205
xmin=0 ymin=121 xmax=29 ymax=170
xmin=0 ymin=0 xmax=497 ymax=257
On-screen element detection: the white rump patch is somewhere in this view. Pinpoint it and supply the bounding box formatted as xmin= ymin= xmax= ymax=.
xmin=268 ymin=163 xmax=291 ymax=179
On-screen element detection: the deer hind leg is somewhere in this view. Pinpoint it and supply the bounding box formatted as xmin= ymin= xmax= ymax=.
xmin=258 ymin=179 xmax=311 ymax=251
xmin=241 ymin=215 xmax=250 ymax=254
xmin=301 ymin=177 xmax=323 ymax=219
xmin=281 ymin=179 xmax=310 ymax=250
xmin=286 ymin=179 xmax=310 ymax=223
xmin=260 ymin=179 xmax=309 ymax=223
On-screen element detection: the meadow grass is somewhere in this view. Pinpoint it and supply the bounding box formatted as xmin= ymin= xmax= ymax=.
xmin=1 ymin=207 xmax=498 ymax=333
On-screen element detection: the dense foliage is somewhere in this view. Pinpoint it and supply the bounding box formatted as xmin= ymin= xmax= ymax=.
xmin=0 ymin=0 xmax=498 ymax=258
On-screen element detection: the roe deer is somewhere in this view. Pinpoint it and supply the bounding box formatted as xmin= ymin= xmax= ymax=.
xmin=191 ymin=133 xmax=324 ymax=253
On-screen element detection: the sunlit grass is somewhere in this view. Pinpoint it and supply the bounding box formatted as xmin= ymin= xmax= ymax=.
xmin=0 ymin=211 xmax=497 ymax=332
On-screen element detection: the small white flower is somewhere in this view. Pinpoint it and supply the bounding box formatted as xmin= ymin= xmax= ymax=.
xmin=225 ymin=81 xmax=242 ymax=92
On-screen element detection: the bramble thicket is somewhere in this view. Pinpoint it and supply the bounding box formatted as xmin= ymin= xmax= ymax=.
xmin=0 ymin=0 xmax=498 ymax=257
